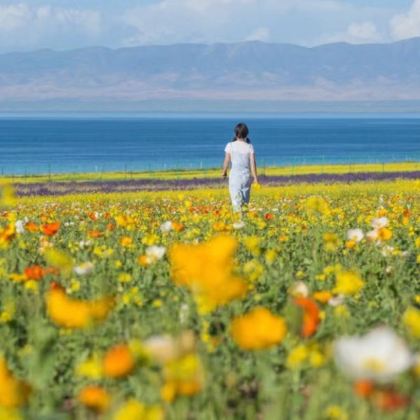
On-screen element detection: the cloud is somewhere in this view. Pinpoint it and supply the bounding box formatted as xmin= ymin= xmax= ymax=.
xmin=346 ymin=22 xmax=382 ymax=42
xmin=245 ymin=27 xmax=270 ymax=42
xmin=318 ymin=21 xmax=382 ymax=45
xmin=121 ymin=0 xmax=347 ymax=46
xmin=0 ymin=2 xmax=101 ymax=50
xmin=390 ymin=0 xmax=420 ymax=40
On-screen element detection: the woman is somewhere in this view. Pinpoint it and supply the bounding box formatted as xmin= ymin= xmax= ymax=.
xmin=222 ymin=123 xmax=258 ymax=211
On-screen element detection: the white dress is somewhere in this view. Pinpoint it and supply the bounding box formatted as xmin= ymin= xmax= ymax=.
xmin=224 ymin=141 xmax=255 ymax=211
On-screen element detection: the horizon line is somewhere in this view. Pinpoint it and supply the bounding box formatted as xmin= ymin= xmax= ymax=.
xmin=1 ymin=36 xmax=420 ymax=55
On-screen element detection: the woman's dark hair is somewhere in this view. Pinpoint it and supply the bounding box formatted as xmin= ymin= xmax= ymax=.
xmin=233 ymin=123 xmax=250 ymax=143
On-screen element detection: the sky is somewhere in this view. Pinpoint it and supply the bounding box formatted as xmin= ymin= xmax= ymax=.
xmin=0 ymin=0 xmax=419 ymax=52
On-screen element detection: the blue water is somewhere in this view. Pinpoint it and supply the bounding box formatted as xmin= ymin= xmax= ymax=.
xmin=0 ymin=116 xmax=419 ymax=174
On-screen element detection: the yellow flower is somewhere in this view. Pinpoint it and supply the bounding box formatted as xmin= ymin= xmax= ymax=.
xmin=75 ymin=354 xmax=103 ymax=379
xmin=231 ymin=307 xmax=287 ymax=351
xmin=333 ymin=270 xmax=364 ymax=296
xmin=118 ymin=273 xmax=132 ymax=283
xmin=323 ymin=233 xmax=340 ymax=252
xmin=0 ymin=183 xmax=16 ymax=208
xmin=113 ymin=400 xmax=163 ymax=420
xmin=0 ymin=302 xmax=15 ymax=324
xmin=0 ymin=407 xmax=22 ymax=420
xmin=0 ymin=357 xmax=31 ymax=408
xmin=287 ymin=345 xmax=308 ymax=369
xmin=121 ymin=287 xmax=142 ymax=306
xmin=243 ymin=236 xmax=262 ymax=256
xmin=265 ymin=249 xmax=277 ymax=265
xmin=142 ymin=234 xmax=159 ymax=246
xmin=305 ymin=196 xmax=330 ymax=215
xmin=46 ymin=288 xmax=114 ymax=329
xmin=43 ymin=248 xmax=74 ymax=278
xmin=334 ymin=305 xmax=350 ymax=318
xmin=324 ymin=405 xmax=348 ymax=420
xmin=377 ymin=227 xmax=392 ymax=241
xmin=403 ymin=307 xmax=420 ymax=338
xmin=120 ymin=236 xmax=133 ymax=248
xmin=169 ymin=236 xmax=247 ymax=314
xmin=161 ymin=353 xmax=204 ymax=402
xmin=243 ymin=259 xmax=264 ymax=282
xmin=0 ymin=224 xmax=15 ymax=249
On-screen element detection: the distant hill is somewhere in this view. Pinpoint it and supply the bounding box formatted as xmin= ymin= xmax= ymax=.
xmin=1 ymin=38 xmax=420 ymax=111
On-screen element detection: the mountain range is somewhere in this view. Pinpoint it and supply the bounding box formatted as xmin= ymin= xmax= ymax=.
xmin=1 ymin=38 xmax=420 ymax=112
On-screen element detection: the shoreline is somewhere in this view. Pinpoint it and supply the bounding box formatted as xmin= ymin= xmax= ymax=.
xmin=2 ymin=161 xmax=419 ymax=185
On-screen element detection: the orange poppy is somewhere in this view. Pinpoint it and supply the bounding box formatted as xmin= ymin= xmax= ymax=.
xmin=294 ymin=297 xmax=321 ymax=338
xmin=264 ymin=213 xmax=274 ymax=220
xmin=88 ymin=230 xmax=103 ymax=239
xmin=42 ymin=222 xmax=60 ymax=236
xmin=25 ymin=221 xmax=38 ymax=233
xmin=373 ymin=390 xmax=409 ymax=412
xmin=24 ymin=265 xmax=45 ymax=281
xmin=353 ymin=380 xmax=374 ymax=398
xmin=103 ymin=344 xmax=135 ymax=378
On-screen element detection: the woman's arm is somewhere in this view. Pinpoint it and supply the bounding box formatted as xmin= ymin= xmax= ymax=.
xmin=250 ymin=153 xmax=258 ymax=183
xmin=222 ymin=153 xmax=231 ymax=177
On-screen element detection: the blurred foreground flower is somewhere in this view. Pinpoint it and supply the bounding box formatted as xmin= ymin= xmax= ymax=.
xmin=43 ymin=248 xmax=74 ymax=277
xmin=46 ymin=287 xmax=114 ymax=329
xmin=402 ymin=307 xmax=420 ymax=338
xmin=0 ymin=357 xmax=31 ymax=408
xmin=231 ymin=307 xmax=287 ymax=350
xmin=334 ymin=326 xmax=413 ymax=382
xmin=294 ymin=297 xmax=321 ymax=338
xmin=0 ymin=183 xmax=16 ymax=208
xmin=169 ymin=236 xmax=247 ymax=313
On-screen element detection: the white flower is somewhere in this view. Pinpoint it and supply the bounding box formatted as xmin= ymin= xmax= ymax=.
xmin=146 ymin=246 xmax=166 ymax=262
xmin=144 ymin=335 xmax=177 ymax=364
xmin=381 ymin=245 xmax=395 ymax=257
xmin=73 ymin=262 xmax=95 ymax=276
xmin=160 ymin=221 xmax=173 ymax=233
xmin=371 ymin=217 xmax=389 ymax=230
xmin=179 ymin=303 xmax=190 ymax=324
xmin=366 ymin=230 xmax=379 ymax=242
xmin=347 ymin=228 xmax=364 ymax=243
xmin=15 ymin=220 xmax=25 ymax=234
xmin=79 ymin=240 xmax=92 ymax=249
xmin=328 ymin=295 xmax=345 ymax=307
xmin=289 ymin=281 xmax=309 ymax=298
xmin=233 ymin=221 xmax=245 ymax=230
xmin=334 ymin=326 xmax=414 ymax=382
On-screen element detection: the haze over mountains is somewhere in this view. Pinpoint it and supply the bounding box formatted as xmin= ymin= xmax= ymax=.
xmin=1 ymin=38 xmax=420 ymax=112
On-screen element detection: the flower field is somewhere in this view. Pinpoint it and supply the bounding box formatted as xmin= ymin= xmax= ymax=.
xmin=0 ymin=179 xmax=419 ymax=419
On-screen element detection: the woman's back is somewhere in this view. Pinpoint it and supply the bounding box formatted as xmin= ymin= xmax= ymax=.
xmin=224 ymin=141 xmax=254 ymax=174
